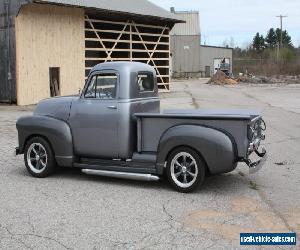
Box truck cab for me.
[68,62,160,159]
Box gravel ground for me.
[0,80,299,249]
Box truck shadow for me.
[53,168,252,194]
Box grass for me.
[249,181,259,190]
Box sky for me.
[149,0,300,48]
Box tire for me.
[166,147,205,193]
[24,137,56,178]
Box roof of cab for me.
[91,61,156,74]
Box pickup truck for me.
[16,62,267,192]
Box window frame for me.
[82,70,119,100]
[137,71,155,93]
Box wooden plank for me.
[85,16,109,56]
[85,38,169,45]
[105,21,129,62]
[85,28,169,38]
[85,18,170,30]
[85,48,169,53]
[85,58,169,61]
[129,24,132,61]
[131,22,165,84]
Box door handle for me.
[107,105,117,110]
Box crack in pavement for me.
[0,223,72,250]
[183,83,200,109]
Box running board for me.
[82,169,160,182]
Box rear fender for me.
[16,115,73,167]
[156,125,236,175]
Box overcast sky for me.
[149,0,300,48]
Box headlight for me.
[248,118,266,141]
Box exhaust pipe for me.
[82,169,160,182]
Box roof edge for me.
[32,0,185,23]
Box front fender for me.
[156,125,237,174]
[16,115,73,167]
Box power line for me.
[276,15,288,48]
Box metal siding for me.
[35,0,183,22]
[171,35,201,77]
[200,46,233,76]
[170,12,200,36]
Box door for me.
[69,71,119,158]
[205,66,211,77]
[49,67,60,97]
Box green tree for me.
[275,28,293,48]
[252,32,265,51]
[265,28,277,48]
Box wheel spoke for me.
[40,160,46,167]
[182,155,187,165]
[36,160,41,170]
[183,173,188,183]
[175,171,182,178]
[30,157,36,162]
[175,161,183,168]
[188,161,195,167]
[40,153,46,159]
[187,171,195,177]
[32,147,38,156]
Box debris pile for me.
[209,71,300,85]
[209,70,238,85]
[239,75,300,84]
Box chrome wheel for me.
[170,152,198,188]
[26,143,48,174]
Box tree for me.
[265,28,277,48]
[275,28,293,48]
[252,32,265,51]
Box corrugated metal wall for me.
[170,35,201,77]
[200,45,233,76]
[169,11,200,36]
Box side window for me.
[85,75,96,98]
[137,73,154,92]
[84,73,117,99]
[96,74,117,99]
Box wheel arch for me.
[16,115,74,167]
[164,145,210,175]
[156,124,237,175]
[24,134,54,153]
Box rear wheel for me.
[166,147,205,193]
[24,137,56,178]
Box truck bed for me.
[135,109,261,158]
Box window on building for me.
[49,67,60,97]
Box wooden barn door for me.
[84,15,171,91]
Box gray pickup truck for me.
[16,62,267,192]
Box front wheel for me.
[166,147,205,193]
[24,137,56,178]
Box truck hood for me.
[34,95,79,121]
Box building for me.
[0,0,183,105]
[170,9,233,78]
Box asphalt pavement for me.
[0,80,299,249]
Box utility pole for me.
[276,15,287,48]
